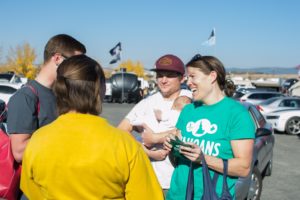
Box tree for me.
[115,59,145,78]
[5,43,38,79]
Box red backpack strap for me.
[25,84,40,115]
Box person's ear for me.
[52,53,63,66]
[209,71,217,84]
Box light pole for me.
[121,68,125,103]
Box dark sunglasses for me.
[189,54,202,63]
[156,71,180,78]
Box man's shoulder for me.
[10,86,34,102]
[8,82,40,110]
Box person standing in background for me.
[118,54,192,197]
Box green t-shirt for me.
[167,97,255,200]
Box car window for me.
[12,76,22,84]
[248,93,263,99]
[279,99,300,108]
[248,111,258,130]
[0,86,17,94]
[295,100,300,107]
[249,105,266,128]
[263,93,278,99]
[248,93,282,100]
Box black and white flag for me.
[109,42,122,64]
[202,28,216,46]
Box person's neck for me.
[35,64,56,88]
[203,90,225,105]
[162,89,181,101]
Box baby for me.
[155,95,192,130]
[131,95,191,146]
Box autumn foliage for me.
[115,60,145,78]
[0,43,39,79]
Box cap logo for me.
[158,57,172,66]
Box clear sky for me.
[0,0,299,70]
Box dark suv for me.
[110,72,142,103]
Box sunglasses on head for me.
[187,54,214,71]
[156,71,180,78]
[189,54,202,63]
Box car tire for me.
[246,167,262,200]
[285,117,300,135]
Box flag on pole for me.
[202,28,216,46]
[109,42,122,64]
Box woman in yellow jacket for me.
[20,54,164,200]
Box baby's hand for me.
[150,149,169,161]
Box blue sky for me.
[0,0,299,70]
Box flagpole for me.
[213,27,216,57]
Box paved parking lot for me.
[260,132,300,200]
[101,103,300,200]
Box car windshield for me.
[0,74,13,82]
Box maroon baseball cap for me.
[151,54,185,75]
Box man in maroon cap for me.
[118,54,192,196]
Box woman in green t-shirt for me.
[164,55,255,199]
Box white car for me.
[256,96,300,115]
[0,72,27,84]
[0,83,22,104]
[233,89,285,105]
[265,109,300,135]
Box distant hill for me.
[104,66,298,76]
[227,67,298,75]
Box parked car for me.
[236,102,275,200]
[0,72,26,84]
[233,88,276,100]
[288,81,300,97]
[256,96,300,115]
[234,91,284,105]
[110,72,142,103]
[265,109,300,135]
[0,83,22,104]
[281,78,298,94]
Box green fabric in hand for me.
[170,136,191,160]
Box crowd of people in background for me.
[2,33,257,200]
